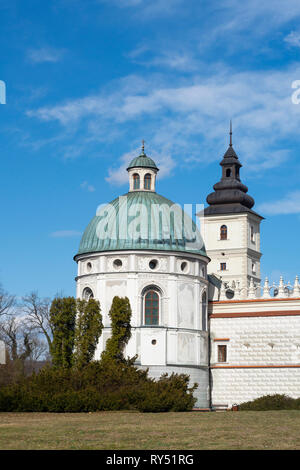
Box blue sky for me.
[1,0,300,299]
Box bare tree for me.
[22,292,53,356]
[0,315,48,360]
[0,316,32,361]
[0,284,15,318]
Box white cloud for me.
[26,61,300,183]
[80,181,96,192]
[128,46,198,71]
[50,230,82,237]
[284,31,300,48]
[257,190,300,215]
[27,47,65,64]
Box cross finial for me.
[229,120,232,147]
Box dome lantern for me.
[127,141,159,193]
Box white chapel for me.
[74,132,300,409]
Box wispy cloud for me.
[50,230,82,238]
[128,46,198,71]
[80,181,96,192]
[27,65,300,173]
[98,0,183,17]
[284,31,300,48]
[257,191,300,215]
[27,47,65,64]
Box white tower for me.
[199,124,263,297]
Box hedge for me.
[0,360,197,413]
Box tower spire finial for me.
[229,120,232,147]
[141,139,145,155]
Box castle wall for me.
[210,308,300,407]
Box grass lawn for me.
[0,410,299,450]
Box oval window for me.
[86,262,92,272]
[181,261,188,273]
[149,259,158,270]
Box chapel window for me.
[144,173,151,190]
[144,290,159,325]
[133,173,140,190]
[82,287,94,300]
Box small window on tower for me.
[218,345,227,363]
[251,225,255,242]
[220,262,226,271]
[144,173,151,190]
[220,225,227,240]
[226,168,231,177]
[133,173,140,189]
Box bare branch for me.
[22,292,53,354]
[0,284,15,318]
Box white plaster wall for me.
[141,365,210,408]
[210,314,300,406]
[140,328,166,365]
[211,368,300,407]
[200,212,263,290]
[211,315,300,366]
[201,215,246,250]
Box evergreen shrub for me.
[0,361,197,412]
[239,394,300,411]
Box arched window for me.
[144,290,159,325]
[144,173,151,190]
[226,168,231,177]
[202,291,207,331]
[133,173,140,189]
[82,287,94,300]
[220,225,227,240]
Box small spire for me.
[229,120,232,147]
[141,139,145,155]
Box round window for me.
[86,262,92,272]
[151,339,157,345]
[149,259,158,270]
[113,259,122,269]
[225,289,234,300]
[180,261,188,273]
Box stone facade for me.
[209,299,300,407]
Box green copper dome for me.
[127,151,158,171]
[76,191,206,257]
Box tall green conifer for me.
[73,298,103,368]
[49,297,77,368]
[101,296,132,362]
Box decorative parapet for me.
[217,275,300,301]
